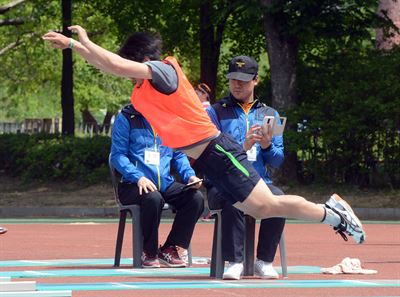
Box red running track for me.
[0,221,399,297]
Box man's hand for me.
[186,176,203,189]
[259,121,273,149]
[243,124,272,151]
[42,31,70,49]
[137,177,157,195]
[68,25,90,44]
[243,125,263,151]
[42,25,89,49]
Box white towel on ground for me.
[321,257,377,274]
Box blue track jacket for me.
[207,95,284,184]
[110,104,196,192]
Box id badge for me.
[144,149,160,166]
[246,146,257,162]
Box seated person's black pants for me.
[118,181,204,257]
[207,183,285,263]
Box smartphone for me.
[263,116,287,136]
[273,117,287,136]
[262,116,276,132]
[181,179,203,190]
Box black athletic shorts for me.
[196,133,261,204]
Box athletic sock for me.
[321,206,341,227]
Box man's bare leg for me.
[234,180,324,220]
[234,179,366,244]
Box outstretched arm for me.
[42,25,152,79]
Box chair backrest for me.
[108,154,124,208]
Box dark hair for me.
[118,32,162,62]
[197,83,211,96]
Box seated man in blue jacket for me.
[206,55,285,280]
[110,104,204,268]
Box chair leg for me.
[210,213,218,277]
[210,211,224,278]
[187,244,193,267]
[114,210,127,267]
[131,207,143,268]
[243,215,256,276]
[279,232,288,278]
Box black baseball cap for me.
[226,55,258,81]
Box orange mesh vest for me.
[130,56,218,148]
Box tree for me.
[0,0,26,16]
[61,0,74,135]
[91,0,266,102]
[197,1,248,102]
[259,0,299,181]
[0,0,26,26]
[258,0,391,182]
[0,1,130,130]
[0,0,62,121]
[0,0,29,55]
[376,0,400,49]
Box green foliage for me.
[91,0,268,96]
[71,2,132,115]
[0,0,130,122]
[0,0,62,120]
[0,134,111,183]
[263,0,386,42]
[289,46,400,188]
[2,0,399,189]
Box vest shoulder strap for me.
[120,104,143,130]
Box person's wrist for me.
[68,38,74,49]
[261,142,272,150]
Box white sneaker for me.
[223,262,243,280]
[326,194,366,244]
[325,194,339,209]
[254,259,279,279]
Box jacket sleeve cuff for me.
[125,172,145,184]
[261,143,272,152]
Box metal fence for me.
[0,118,61,134]
[76,122,112,137]
[0,119,111,137]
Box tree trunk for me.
[199,1,225,103]
[261,0,298,110]
[102,110,114,134]
[81,108,98,134]
[61,0,74,135]
[260,0,299,183]
[376,0,400,50]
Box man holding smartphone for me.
[206,55,285,280]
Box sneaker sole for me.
[158,258,186,268]
[333,194,366,244]
[254,271,279,279]
[222,274,242,280]
[142,265,161,268]
[254,265,279,279]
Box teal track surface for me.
[33,279,399,291]
[0,265,320,278]
[1,259,399,292]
